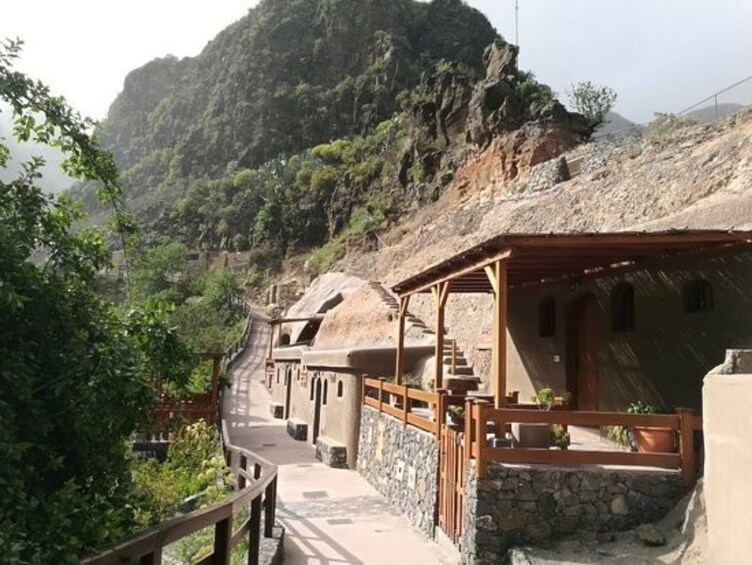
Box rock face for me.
[461,462,686,564]
[465,39,590,150]
[357,405,439,537]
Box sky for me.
[1,0,751,124]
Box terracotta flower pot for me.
[633,426,676,453]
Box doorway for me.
[312,378,322,445]
[284,368,292,419]
[566,293,599,411]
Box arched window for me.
[683,279,713,313]
[279,333,291,346]
[323,380,329,405]
[309,376,316,401]
[611,283,635,332]
[337,381,344,398]
[538,296,556,337]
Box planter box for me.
[512,422,550,448]
[634,426,676,453]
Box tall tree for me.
[0,38,153,561]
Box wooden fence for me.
[362,377,440,435]
[464,398,701,485]
[84,421,278,565]
[151,300,254,431]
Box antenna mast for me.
[514,0,519,46]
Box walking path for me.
[223,318,458,565]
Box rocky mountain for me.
[93,0,497,209]
[686,102,745,123]
[80,0,592,272]
[595,111,635,136]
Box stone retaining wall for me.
[462,461,686,564]
[357,405,439,537]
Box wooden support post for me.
[378,378,385,412]
[464,396,473,465]
[239,454,248,489]
[403,384,409,424]
[140,552,161,565]
[451,340,457,375]
[395,295,410,385]
[264,476,276,538]
[213,515,233,565]
[437,388,448,437]
[485,260,508,409]
[474,399,490,478]
[249,495,262,565]
[677,407,696,486]
[432,282,450,391]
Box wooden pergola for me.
[391,230,752,408]
[266,315,325,358]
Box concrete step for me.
[444,377,479,393]
[448,366,475,376]
[443,357,468,366]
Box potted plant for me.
[511,388,557,448]
[447,405,465,427]
[550,424,570,450]
[628,400,676,453]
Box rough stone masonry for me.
[357,405,439,537]
[461,461,686,564]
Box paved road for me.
[223,318,458,565]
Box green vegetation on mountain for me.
[86,0,497,219]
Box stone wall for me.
[357,405,439,537]
[461,461,686,564]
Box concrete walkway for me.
[223,319,459,565]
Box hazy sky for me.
[1,1,750,123]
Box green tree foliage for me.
[0,39,152,561]
[73,0,498,226]
[566,81,618,129]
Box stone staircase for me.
[368,281,480,394]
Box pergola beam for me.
[485,259,508,409]
[396,248,512,297]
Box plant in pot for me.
[628,400,676,453]
[447,405,465,427]
[512,388,557,448]
[550,424,570,450]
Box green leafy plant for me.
[550,424,570,449]
[648,112,700,139]
[566,81,617,129]
[448,405,465,421]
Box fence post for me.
[402,384,409,424]
[474,399,489,478]
[239,454,247,489]
[463,396,473,467]
[677,407,696,486]
[437,388,447,437]
[249,494,262,565]
[378,378,385,413]
[264,476,276,538]
[139,552,161,565]
[213,515,233,565]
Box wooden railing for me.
[85,421,277,564]
[151,300,254,430]
[463,398,701,485]
[362,377,440,435]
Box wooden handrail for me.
[87,300,276,564]
[362,376,440,436]
[466,402,700,486]
[84,420,278,564]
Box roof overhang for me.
[392,231,752,296]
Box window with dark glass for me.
[612,283,635,332]
[337,381,344,398]
[538,296,556,337]
[323,380,328,405]
[683,279,713,313]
